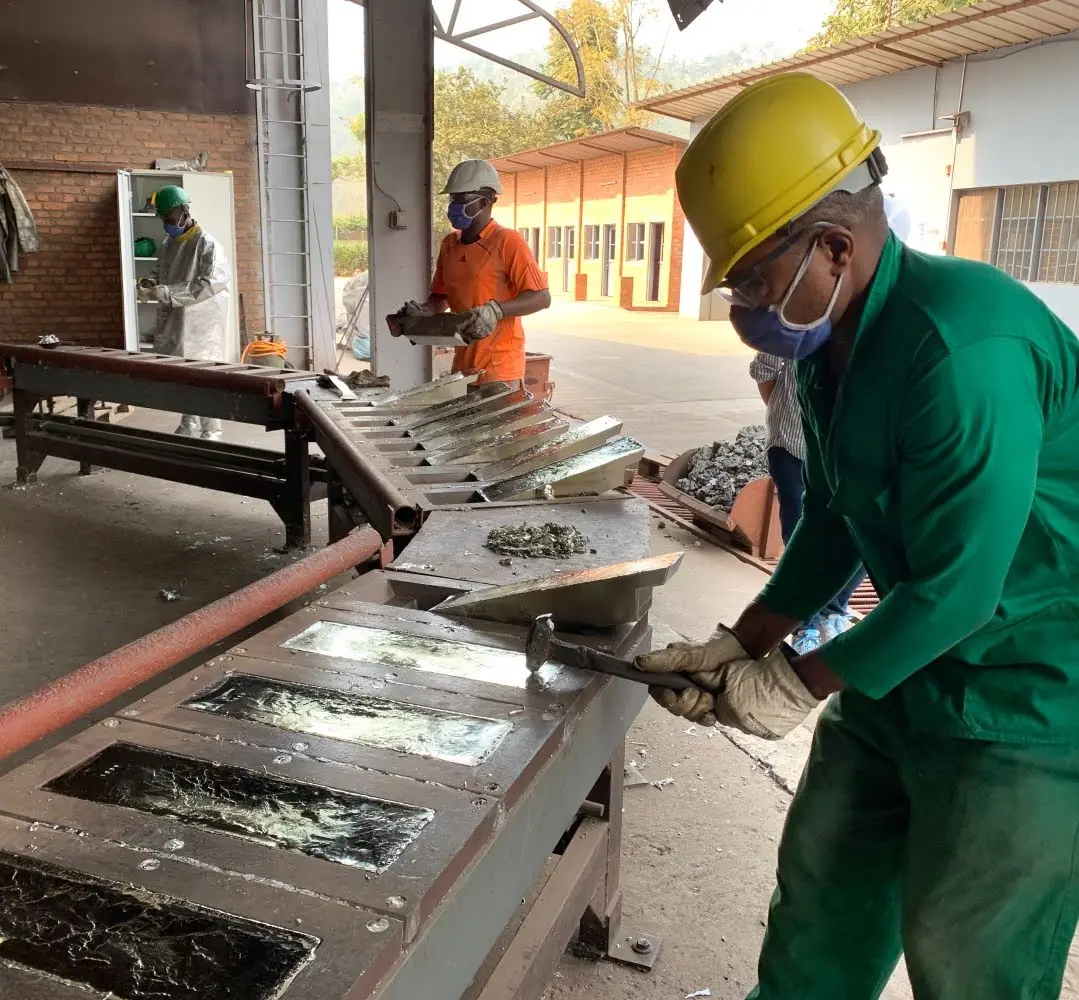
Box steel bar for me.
[295,393,422,537]
[0,527,384,762]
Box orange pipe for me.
[0,527,383,761]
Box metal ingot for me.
[0,849,318,999]
[184,674,513,766]
[479,436,645,502]
[431,551,684,628]
[46,743,434,873]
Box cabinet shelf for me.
[134,256,158,261]
[133,212,157,217]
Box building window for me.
[547,226,562,259]
[583,225,600,260]
[954,182,1079,285]
[531,227,540,260]
[1038,182,1079,284]
[996,185,1041,282]
[518,227,530,243]
[625,223,645,261]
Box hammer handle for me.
[552,642,696,691]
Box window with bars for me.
[583,225,600,260]
[1039,182,1079,283]
[625,223,645,261]
[547,226,562,259]
[953,182,1079,285]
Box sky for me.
[327,0,835,82]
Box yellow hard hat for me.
[676,72,882,293]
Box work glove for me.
[635,625,749,725]
[387,300,428,337]
[638,628,820,739]
[459,299,504,342]
[137,284,159,304]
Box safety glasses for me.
[718,221,836,309]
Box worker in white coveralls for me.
[138,184,230,441]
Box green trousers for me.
[748,692,1079,1000]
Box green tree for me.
[536,0,625,140]
[432,67,558,242]
[332,111,366,181]
[433,67,553,189]
[809,0,975,48]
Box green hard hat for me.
[154,185,190,217]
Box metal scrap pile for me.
[485,523,589,559]
[676,425,768,511]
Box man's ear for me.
[823,229,854,270]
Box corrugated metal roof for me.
[489,126,687,174]
[634,0,1079,122]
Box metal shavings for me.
[651,777,675,790]
[484,522,589,559]
[676,424,768,512]
[159,587,183,602]
[37,333,60,348]
[686,990,713,998]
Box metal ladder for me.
[251,0,319,366]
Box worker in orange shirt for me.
[388,159,551,386]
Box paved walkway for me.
[526,299,763,457]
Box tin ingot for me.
[1,718,501,946]
[0,814,403,1000]
[424,415,568,466]
[398,415,619,485]
[352,370,477,409]
[479,415,623,480]
[431,551,683,628]
[125,653,566,803]
[479,436,645,502]
[399,311,469,346]
[355,390,532,442]
[342,383,513,428]
[405,395,546,443]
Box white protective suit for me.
[152,222,231,439]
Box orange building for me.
[489,127,687,311]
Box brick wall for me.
[513,169,545,265]
[581,156,624,299]
[622,146,681,309]
[0,101,262,346]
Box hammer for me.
[525,614,695,690]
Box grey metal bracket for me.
[432,0,587,98]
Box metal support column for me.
[364,0,434,389]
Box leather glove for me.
[387,300,428,336]
[459,300,504,342]
[635,625,749,725]
[137,277,157,290]
[137,284,158,304]
[650,647,820,739]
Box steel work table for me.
[0,344,340,548]
[0,569,652,1000]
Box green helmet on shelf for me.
[154,185,190,217]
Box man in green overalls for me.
[639,70,1079,998]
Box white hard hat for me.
[442,159,502,195]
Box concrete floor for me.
[2,298,1076,997]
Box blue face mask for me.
[163,213,188,238]
[447,196,484,232]
[727,238,843,360]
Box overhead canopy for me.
[634,0,1079,121]
[489,126,687,174]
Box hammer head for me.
[525,614,556,673]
